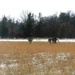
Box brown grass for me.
[0,42,75,75]
[0,42,75,55]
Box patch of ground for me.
[0,42,75,54]
[0,42,75,75]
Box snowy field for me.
[0,38,75,42]
[0,38,75,75]
[0,52,75,75]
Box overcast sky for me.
[0,0,75,20]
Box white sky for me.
[0,0,75,20]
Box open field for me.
[0,42,75,75]
[0,42,75,54]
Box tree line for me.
[0,11,75,38]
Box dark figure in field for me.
[28,37,33,43]
[52,37,57,43]
[48,38,52,43]
[48,37,58,43]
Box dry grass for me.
[0,42,75,54]
[0,42,75,75]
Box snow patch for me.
[0,38,75,42]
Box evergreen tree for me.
[0,16,8,38]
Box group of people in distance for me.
[48,37,59,43]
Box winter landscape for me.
[0,39,75,75]
[0,0,75,74]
